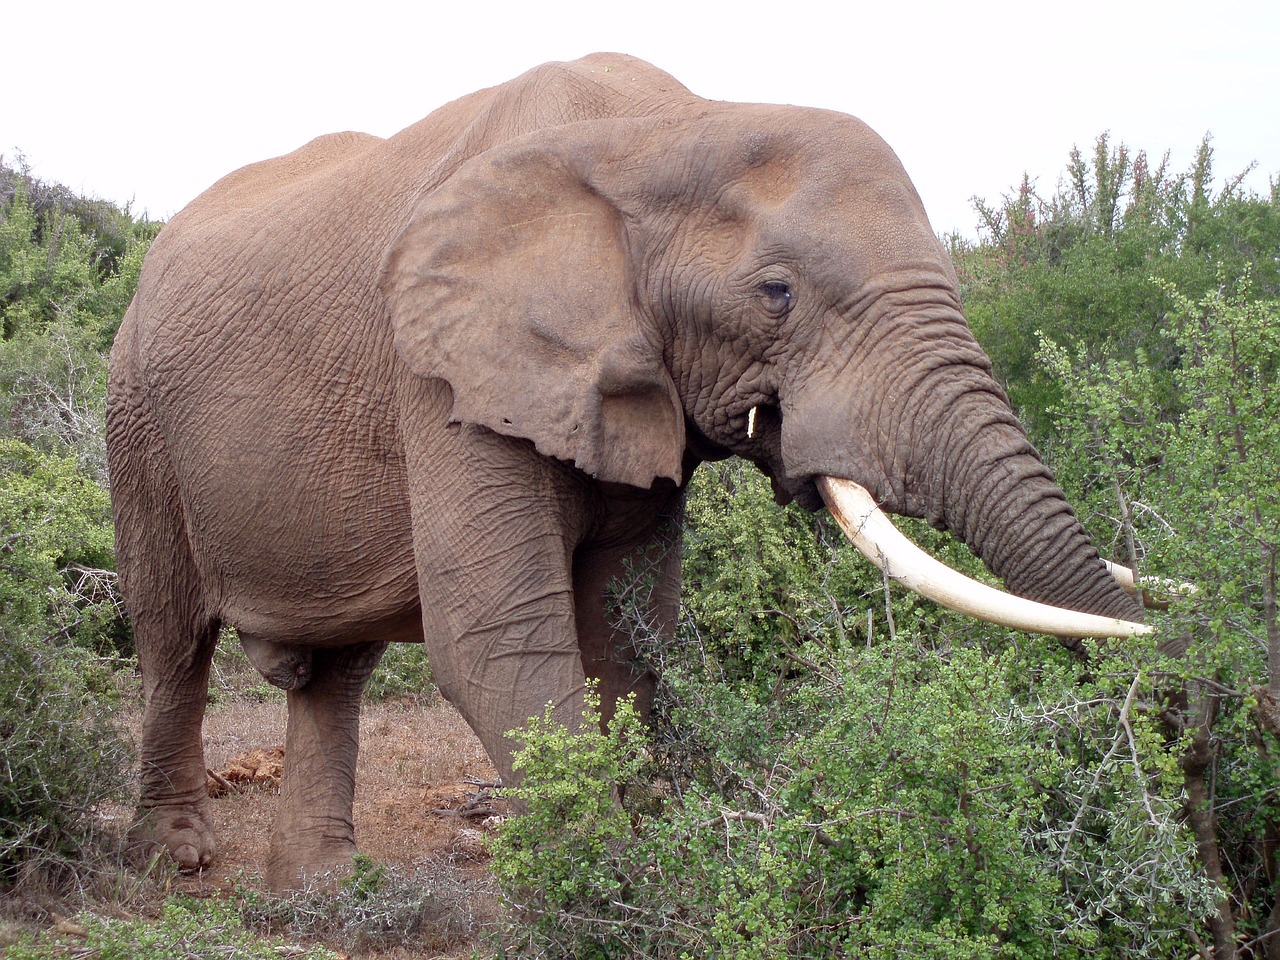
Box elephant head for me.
[382,104,1147,637]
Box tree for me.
[952,134,1280,442]
[1042,274,1280,958]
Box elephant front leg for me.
[419,553,591,788]
[402,432,597,787]
[265,641,386,889]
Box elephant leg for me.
[109,391,221,873]
[416,526,589,785]
[572,520,683,727]
[130,614,220,872]
[265,640,387,889]
[403,413,594,786]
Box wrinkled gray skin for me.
[107,53,1142,888]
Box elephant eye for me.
[758,280,793,318]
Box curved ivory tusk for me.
[817,476,1152,638]
[747,406,758,439]
[1102,559,1197,612]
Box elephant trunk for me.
[780,299,1145,633]
[917,385,1143,624]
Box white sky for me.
[5,0,1278,239]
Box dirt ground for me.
[175,692,506,957]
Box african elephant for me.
[107,52,1147,888]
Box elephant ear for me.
[380,130,685,489]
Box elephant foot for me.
[128,802,217,872]
[265,824,355,890]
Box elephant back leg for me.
[266,641,387,889]
[572,494,685,727]
[107,377,220,872]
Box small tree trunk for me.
[1264,544,1280,700]
[1182,692,1237,959]
[1265,818,1280,960]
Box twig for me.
[1116,673,1161,826]
[696,809,774,832]
[206,769,238,796]
[1057,675,1145,868]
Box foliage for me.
[490,691,644,954]
[0,439,117,652]
[492,619,1215,958]
[0,440,128,883]
[1039,272,1280,956]
[0,321,111,483]
[0,156,155,345]
[0,632,132,884]
[680,459,986,687]
[0,158,145,661]
[365,642,437,702]
[681,460,868,682]
[953,134,1280,441]
[0,157,151,481]
[0,164,147,889]
[2,896,339,959]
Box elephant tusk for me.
[747,406,757,439]
[1101,559,1197,612]
[817,476,1152,638]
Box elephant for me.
[106,52,1148,888]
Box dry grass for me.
[186,691,504,957]
[4,644,505,958]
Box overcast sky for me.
[6,0,1278,238]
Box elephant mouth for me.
[817,476,1153,638]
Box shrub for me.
[3,896,339,959]
[1039,272,1280,954]
[239,854,483,954]
[0,439,119,654]
[0,634,131,884]
[0,439,130,884]
[365,642,436,702]
[491,585,1214,957]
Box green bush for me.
[0,322,111,483]
[4,897,339,959]
[0,439,130,883]
[1,159,155,346]
[1039,272,1280,954]
[365,642,436,702]
[491,622,1213,958]
[0,439,120,654]
[489,693,643,959]
[0,635,131,883]
[955,134,1280,443]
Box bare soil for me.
[175,692,505,957]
